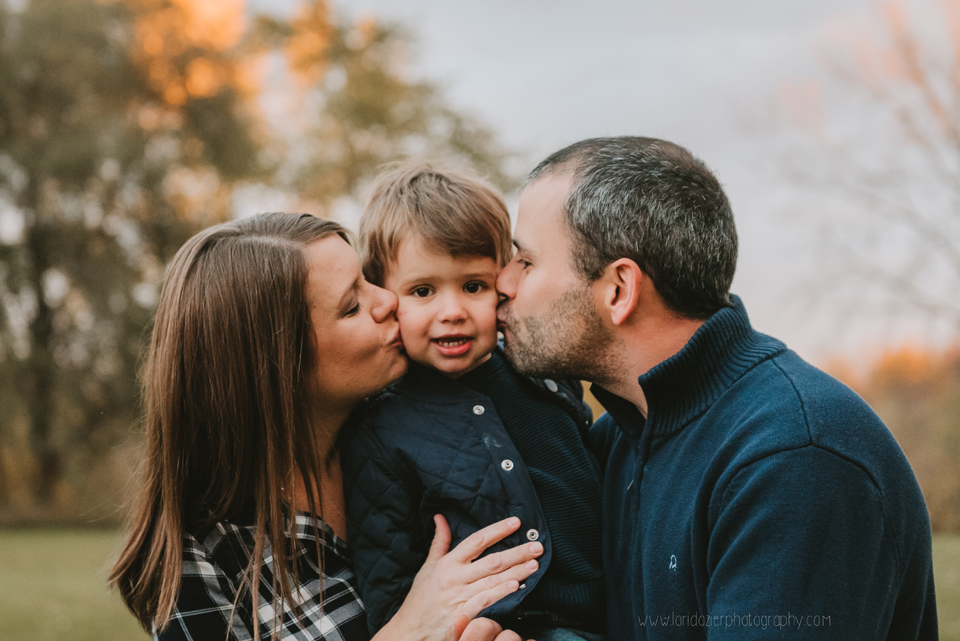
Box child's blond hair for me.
[359,160,512,286]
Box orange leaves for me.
[134,0,245,55]
[285,0,335,85]
[174,0,246,52]
[131,0,249,105]
[835,344,959,393]
[185,58,221,98]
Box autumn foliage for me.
[0,0,510,523]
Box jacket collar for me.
[391,358,479,402]
[592,296,786,439]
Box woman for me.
[109,213,542,641]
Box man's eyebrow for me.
[513,239,533,257]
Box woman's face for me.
[305,235,407,413]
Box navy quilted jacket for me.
[339,350,593,635]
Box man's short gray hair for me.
[526,136,737,320]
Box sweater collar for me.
[592,296,786,439]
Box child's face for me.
[383,236,500,378]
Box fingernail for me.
[508,517,520,526]
[526,560,539,570]
[529,542,543,554]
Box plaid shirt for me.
[157,513,370,641]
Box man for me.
[496,136,937,640]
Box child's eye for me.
[464,282,486,294]
[518,258,532,270]
[343,302,360,317]
[412,287,432,298]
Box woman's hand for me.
[373,515,542,641]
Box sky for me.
[250,0,951,363]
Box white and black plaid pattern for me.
[157,513,370,641]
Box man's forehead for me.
[517,172,574,245]
[521,170,574,204]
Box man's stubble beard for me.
[501,285,620,386]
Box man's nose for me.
[497,260,518,300]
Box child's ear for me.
[599,258,643,326]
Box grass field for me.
[0,530,958,639]
[936,535,960,640]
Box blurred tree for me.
[0,0,512,520]
[775,0,960,340]
[0,0,261,512]
[254,1,514,215]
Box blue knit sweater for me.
[589,297,937,640]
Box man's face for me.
[496,172,612,381]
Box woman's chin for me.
[378,354,408,390]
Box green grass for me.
[936,535,960,641]
[0,530,957,639]
[0,529,146,641]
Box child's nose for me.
[437,294,468,321]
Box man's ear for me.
[600,258,643,326]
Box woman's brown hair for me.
[109,213,347,637]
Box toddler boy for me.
[340,161,605,640]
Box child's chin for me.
[434,356,484,378]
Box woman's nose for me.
[370,285,399,323]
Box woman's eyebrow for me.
[336,276,361,310]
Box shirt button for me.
[544,379,559,392]
[526,528,539,541]
[473,405,485,415]
[501,459,514,471]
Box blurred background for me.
[0,0,958,638]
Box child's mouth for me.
[433,336,473,356]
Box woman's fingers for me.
[469,557,540,600]
[461,540,543,585]
[427,514,453,562]
[446,516,522,563]
[459,578,522,620]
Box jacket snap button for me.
[473,405,484,415]
[526,528,539,541]
[501,459,514,471]
[544,379,559,392]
